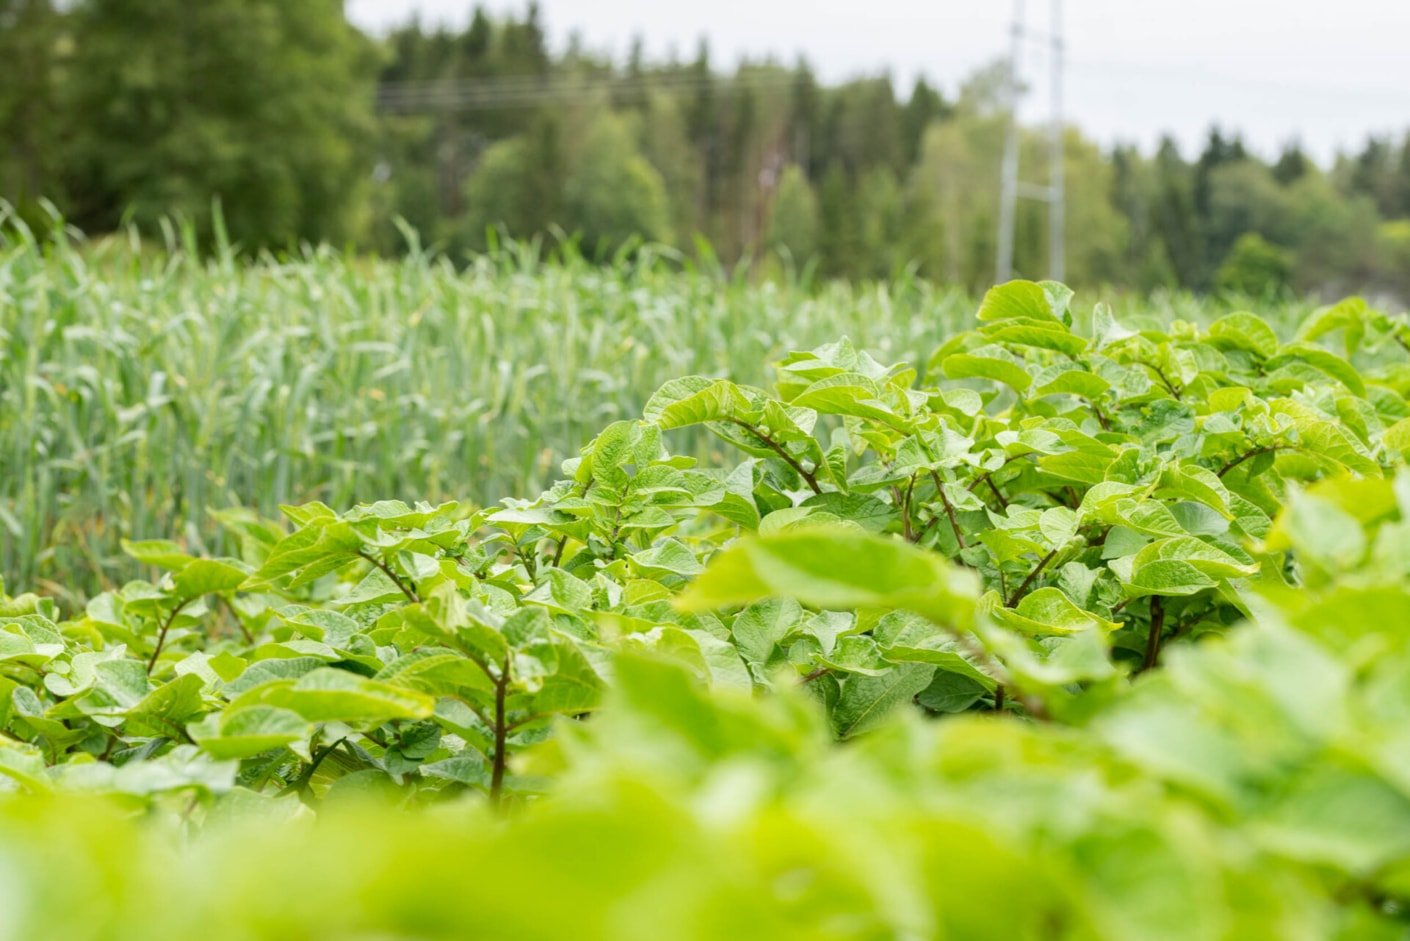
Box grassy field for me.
[0,222,1312,599]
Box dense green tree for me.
[1201,159,1290,280]
[1150,138,1204,287]
[763,165,819,263]
[63,0,376,247]
[1283,173,1379,293]
[461,111,567,247]
[1215,232,1291,296]
[1272,141,1310,185]
[1376,220,1410,296]
[1057,131,1127,286]
[817,165,865,279]
[901,79,950,167]
[1346,136,1401,217]
[824,77,903,175]
[1110,145,1175,290]
[4,0,1410,297]
[0,0,63,222]
[637,93,703,245]
[910,113,998,289]
[856,167,907,278]
[1396,136,1410,217]
[561,113,670,252]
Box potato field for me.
[3,226,1409,939]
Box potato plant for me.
[2,282,1410,937]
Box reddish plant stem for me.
[1139,596,1166,674]
[725,418,822,494]
[490,655,510,807]
[1007,549,1057,607]
[929,471,968,549]
[1217,446,1279,477]
[146,597,193,674]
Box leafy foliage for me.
[3,282,1410,935]
[0,221,977,598]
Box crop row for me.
[0,221,1307,599]
[2,281,1409,937]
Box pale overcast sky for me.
[347,0,1410,162]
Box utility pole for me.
[996,0,1066,284]
[1048,0,1065,282]
[995,0,1025,285]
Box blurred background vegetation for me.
[3,0,1410,300]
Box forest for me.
[3,0,1410,297]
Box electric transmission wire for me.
[376,70,806,113]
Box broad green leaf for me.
[172,558,249,598]
[986,588,1121,635]
[244,668,435,724]
[190,706,310,760]
[678,529,978,628]
[1131,537,1260,581]
[941,352,1032,392]
[629,539,705,579]
[831,663,935,739]
[121,539,195,570]
[976,279,1066,325]
[643,377,751,429]
[1207,312,1280,359]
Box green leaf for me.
[986,588,1121,635]
[172,558,249,598]
[190,706,310,760]
[420,753,489,787]
[242,668,435,724]
[941,352,1032,392]
[643,377,751,429]
[629,539,705,579]
[1206,312,1280,359]
[729,598,804,667]
[121,539,195,570]
[831,663,935,738]
[916,670,988,713]
[0,735,50,793]
[1132,536,1260,581]
[126,673,207,738]
[976,279,1067,325]
[789,373,908,429]
[678,529,978,629]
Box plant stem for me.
[490,655,510,807]
[799,666,829,684]
[726,418,822,494]
[1007,549,1057,607]
[146,596,193,674]
[282,733,347,797]
[1139,596,1166,674]
[1217,445,1279,477]
[215,593,253,644]
[896,474,919,542]
[929,471,967,549]
[994,685,1006,711]
[357,549,419,603]
[1149,364,1181,398]
[1090,400,1113,431]
[605,502,625,560]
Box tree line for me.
[3,0,1409,297]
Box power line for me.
[376,70,805,113]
